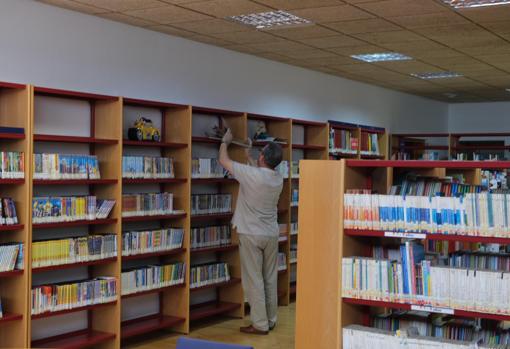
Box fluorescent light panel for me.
[441,0,510,8]
[351,52,412,62]
[228,10,312,29]
[411,71,463,79]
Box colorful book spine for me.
[191,158,226,178]
[290,222,298,235]
[291,189,299,206]
[190,225,231,249]
[278,252,287,271]
[33,153,100,180]
[0,197,19,225]
[122,156,174,179]
[330,128,358,155]
[121,192,174,217]
[359,132,380,155]
[121,262,185,295]
[190,262,230,288]
[191,194,232,216]
[32,196,115,223]
[32,235,117,268]
[1,151,24,179]
[0,243,23,271]
[31,277,117,315]
[122,228,184,256]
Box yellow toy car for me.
[128,117,161,142]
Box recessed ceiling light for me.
[350,52,412,62]
[227,10,312,29]
[411,71,463,79]
[441,0,510,8]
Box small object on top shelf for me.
[204,121,251,148]
[252,121,287,144]
[128,117,161,142]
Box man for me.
[218,128,283,335]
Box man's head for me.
[258,142,283,169]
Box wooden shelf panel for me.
[292,144,326,150]
[0,178,24,184]
[33,179,117,185]
[122,248,185,260]
[190,277,241,292]
[192,136,221,144]
[33,134,118,144]
[121,315,185,340]
[123,97,186,109]
[451,132,510,137]
[191,244,238,254]
[292,119,326,127]
[33,218,117,229]
[191,213,233,221]
[189,301,241,321]
[0,312,23,324]
[31,300,117,319]
[247,113,289,122]
[0,133,24,140]
[121,283,185,299]
[0,269,23,278]
[346,159,510,169]
[191,178,235,184]
[0,224,24,232]
[452,145,510,150]
[31,329,116,349]
[122,178,186,184]
[122,213,186,222]
[34,86,117,101]
[122,139,187,148]
[32,257,117,273]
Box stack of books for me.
[122,192,174,217]
[33,153,100,180]
[191,194,232,215]
[32,196,115,223]
[0,243,23,271]
[190,262,230,288]
[1,151,24,179]
[0,198,18,225]
[191,225,231,249]
[122,156,174,179]
[191,158,226,178]
[121,262,186,295]
[122,228,184,256]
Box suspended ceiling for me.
[38,0,510,103]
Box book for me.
[122,228,184,256]
[33,153,100,180]
[0,242,23,271]
[0,126,24,134]
[291,189,299,206]
[122,156,174,179]
[291,222,298,235]
[360,131,380,156]
[191,225,231,250]
[190,262,230,288]
[191,158,226,178]
[121,262,185,295]
[0,197,18,225]
[278,252,287,271]
[32,196,115,223]
[329,128,358,155]
[1,152,24,179]
[121,192,174,217]
[291,161,299,178]
[191,194,232,216]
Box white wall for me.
[448,102,510,133]
[0,0,448,133]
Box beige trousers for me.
[238,233,278,332]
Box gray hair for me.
[262,142,283,169]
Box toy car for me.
[128,117,161,142]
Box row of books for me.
[122,192,173,217]
[122,228,184,256]
[1,151,24,178]
[329,128,358,155]
[0,197,18,225]
[191,194,232,216]
[190,262,230,289]
[481,170,508,190]
[448,251,510,272]
[190,225,231,250]
[0,243,23,271]
[122,156,174,179]
[33,153,100,180]
[360,132,380,155]
[344,192,510,237]
[32,235,117,268]
[32,196,115,223]
[31,277,117,315]
[276,160,289,178]
[392,152,441,161]
[389,178,483,197]
[121,262,185,295]
[191,158,226,178]
[291,222,298,235]
[278,252,287,271]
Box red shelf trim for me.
[392,145,449,150]
[122,178,186,184]
[192,106,243,116]
[189,301,241,321]
[123,97,187,109]
[253,141,289,148]
[122,213,186,222]
[33,218,117,229]
[31,329,116,349]
[0,81,25,89]
[191,244,238,254]
[392,133,450,137]
[451,132,510,137]
[0,269,23,278]
[190,277,241,292]
[33,179,117,185]
[122,139,188,148]
[191,178,236,184]
[32,257,117,273]
[122,248,185,260]
[121,314,185,339]
[0,313,23,323]
[31,300,117,319]
[342,297,510,322]
[247,113,290,122]
[0,133,25,140]
[290,282,296,296]
[34,86,117,101]
[292,144,326,150]
[191,213,233,220]
[346,160,510,169]
[0,224,23,231]
[34,134,118,144]
[121,282,185,299]
[292,119,327,127]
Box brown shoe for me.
[240,325,269,335]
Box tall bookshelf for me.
[329,121,388,160]
[296,159,510,349]
[0,82,31,348]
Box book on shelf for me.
[121,262,185,295]
[329,128,358,155]
[191,194,232,216]
[291,189,299,206]
[278,252,287,271]
[191,225,231,250]
[1,151,24,179]
[191,158,227,179]
[0,298,2,318]
[360,132,380,155]
[389,176,483,196]
[0,197,18,225]
[122,228,184,256]
[32,235,117,268]
[190,262,230,288]
[276,160,289,179]
[32,196,115,223]
[0,242,23,271]
[121,192,174,217]
[0,126,24,135]
[481,170,508,190]
[33,153,100,180]
[291,161,299,179]
[122,156,174,179]
[290,222,298,235]
[31,277,117,315]
[290,249,297,263]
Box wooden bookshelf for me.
[329,121,388,160]
[296,159,510,349]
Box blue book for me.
[0,126,24,134]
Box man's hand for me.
[222,128,233,145]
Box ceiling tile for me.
[390,11,468,29]
[279,49,337,60]
[356,0,448,18]
[374,61,444,74]
[98,12,158,27]
[415,23,503,48]
[170,19,251,34]
[354,30,427,45]
[244,40,313,52]
[378,40,449,54]
[269,25,338,40]
[124,4,212,24]
[324,18,400,34]
[481,21,510,35]
[473,75,510,88]
[148,25,197,37]
[406,49,464,60]
[328,44,385,56]
[208,30,281,44]
[38,0,109,14]
[250,0,345,10]
[178,0,272,18]
[457,5,510,23]
[457,41,510,56]
[74,0,166,11]
[289,5,374,23]
[297,55,360,66]
[187,34,235,46]
[297,35,365,49]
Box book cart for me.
[296,159,510,349]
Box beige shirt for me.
[231,162,283,237]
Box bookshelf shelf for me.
[122,139,187,148]
[346,159,510,169]
[189,301,241,321]
[122,178,186,184]
[122,248,186,260]
[0,223,24,231]
[292,144,326,150]
[121,283,186,299]
[32,218,117,229]
[191,178,235,184]
[391,145,449,150]
[121,315,185,340]
[122,213,186,222]
[252,141,288,147]
[0,178,24,184]
[190,244,238,254]
[0,269,23,278]
[33,134,118,144]
[191,136,221,144]
[0,313,23,324]
[31,301,117,319]
[33,179,117,185]
[31,329,116,349]
[190,277,241,292]
[190,213,233,221]
[0,133,25,140]
[32,257,118,272]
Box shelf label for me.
[385,232,426,239]
[411,305,454,315]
